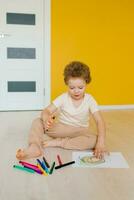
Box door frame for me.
[43,0,51,107]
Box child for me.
[16,61,107,160]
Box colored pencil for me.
[23,165,43,174]
[49,162,55,174]
[57,155,62,165]
[55,161,75,169]
[37,159,48,173]
[37,164,48,176]
[20,162,40,171]
[13,165,35,173]
[41,161,49,173]
[19,161,38,168]
[43,156,50,168]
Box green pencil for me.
[13,165,35,173]
[49,162,55,174]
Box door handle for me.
[0,33,11,38]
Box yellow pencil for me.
[37,164,48,176]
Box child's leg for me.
[43,123,97,150]
[16,118,46,160]
[43,135,97,150]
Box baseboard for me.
[99,105,134,110]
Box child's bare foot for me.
[16,149,27,160]
[16,143,42,160]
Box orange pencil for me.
[37,164,48,176]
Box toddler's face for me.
[67,77,86,100]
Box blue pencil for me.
[41,161,49,173]
[43,156,50,168]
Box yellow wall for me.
[51,0,134,105]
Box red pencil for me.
[19,161,38,169]
[57,155,62,165]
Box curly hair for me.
[64,61,91,84]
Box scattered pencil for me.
[55,161,75,169]
[49,162,55,174]
[43,156,50,168]
[23,165,43,174]
[37,164,48,176]
[41,161,49,173]
[13,165,35,173]
[57,155,62,165]
[19,161,38,168]
[20,161,40,171]
[14,156,74,176]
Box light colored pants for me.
[28,118,97,150]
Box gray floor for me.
[0,110,134,200]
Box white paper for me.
[72,151,129,168]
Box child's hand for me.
[44,116,55,131]
[93,140,109,159]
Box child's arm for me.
[41,104,57,130]
[92,111,108,159]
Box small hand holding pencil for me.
[45,115,56,132]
